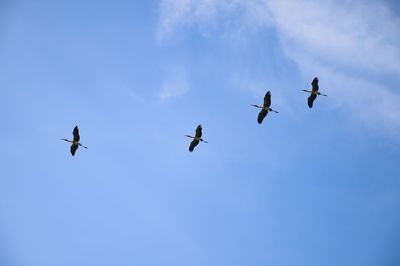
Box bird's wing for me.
[195,125,202,138]
[73,126,80,142]
[189,139,199,152]
[70,144,78,156]
[311,77,319,92]
[308,94,317,108]
[257,109,268,124]
[263,91,271,108]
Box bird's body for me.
[251,91,278,124]
[61,126,88,156]
[185,125,208,152]
[302,77,327,108]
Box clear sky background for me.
[1,0,400,265]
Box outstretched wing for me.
[73,126,80,142]
[308,94,317,108]
[189,139,199,152]
[257,109,268,124]
[263,91,271,108]
[311,77,319,92]
[70,144,78,156]
[195,125,202,138]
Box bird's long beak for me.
[251,104,261,108]
[184,135,194,138]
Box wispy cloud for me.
[157,0,273,42]
[158,66,189,103]
[157,0,400,135]
[269,0,400,74]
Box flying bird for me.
[61,126,88,156]
[185,125,208,152]
[251,91,279,124]
[301,77,327,108]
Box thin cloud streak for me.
[157,0,273,42]
[157,0,400,136]
[158,66,189,103]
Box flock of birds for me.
[61,77,327,155]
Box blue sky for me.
[1,0,400,265]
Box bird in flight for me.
[61,126,88,156]
[185,125,208,152]
[302,77,327,108]
[251,91,279,124]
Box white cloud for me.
[158,66,189,103]
[157,0,273,42]
[268,0,400,74]
[157,0,400,135]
